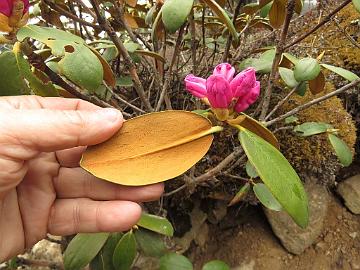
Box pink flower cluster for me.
[0,0,29,17]
[185,63,260,115]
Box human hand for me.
[0,96,164,262]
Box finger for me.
[48,199,141,235]
[55,146,87,168]
[54,167,164,202]
[0,107,123,156]
[0,96,99,111]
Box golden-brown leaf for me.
[89,47,116,87]
[125,0,137,7]
[269,0,286,29]
[294,0,303,14]
[309,71,325,95]
[124,13,139,29]
[228,114,279,149]
[81,111,216,186]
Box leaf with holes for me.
[294,122,333,137]
[253,183,282,211]
[137,213,174,236]
[64,233,109,270]
[162,0,194,33]
[81,111,221,186]
[112,231,137,270]
[321,64,359,82]
[294,58,321,82]
[238,129,309,228]
[328,134,353,167]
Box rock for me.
[337,174,360,214]
[264,182,329,255]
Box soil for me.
[188,194,360,270]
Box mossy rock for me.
[275,83,357,186]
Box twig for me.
[265,79,360,127]
[189,9,197,73]
[43,0,100,30]
[283,0,351,50]
[105,85,145,114]
[259,0,296,120]
[72,0,97,20]
[264,85,298,121]
[89,0,154,112]
[155,25,185,111]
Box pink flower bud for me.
[0,0,29,17]
[206,75,233,109]
[234,81,260,113]
[213,63,235,82]
[184,74,207,98]
[230,67,257,98]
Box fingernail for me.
[99,108,122,123]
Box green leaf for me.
[328,134,353,167]
[134,229,167,257]
[246,49,275,73]
[296,81,307,96]
[294,58,321,82]
[228,183,251,206]
[162,0,194,33]
[321,64,359,82]
[13,44,59,97]
[294,122,333,137]
[90,233,123,270]
[285,116,298,124]
[0,51,29,96]
[282,53,299,65]
[352,0,360,12]
[238,129,309,228]
[112,231,137,270]
[246,160,258,178]
[124,41,140,53]
[137,213,174,237]
[202,260,230,270]
[64,233,109,270]
[260,1,273,18]
[116,76,133,87]
[279,67,298,88]
[253,183,282,211]
[58,43,103,92]
[159,253,193,270]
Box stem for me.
[265,79,360,127]
[259,0,296,120]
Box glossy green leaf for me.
[352,0,360,12]
[328,134,353,167]
[246,160,258,178]
[279,67,298,88]
[134,229,167,257]
[202,260,230,270]
[321,64,359,82]
[58,43,103,92]
[90,233,123,270]
[0,51,29,96]
[159,253,193,270]
[137,213,174,237]
[162,0,194,33]
[64,233,109,270]
[112,231,137,270]
[253,183,282,211]
[294,122,333,137]
[294,58,321,82]
[238,129,309,228]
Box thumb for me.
[0,108,123,155]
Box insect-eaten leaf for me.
[64,233,109,270]
[137,213,174,237]
[253,183,282,211]
[112,231,137,270]
[238,129,309,228]
[328,133,353,167]
[294,122,333,137]
[81,111,221,186]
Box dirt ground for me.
[188,195,360,270]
